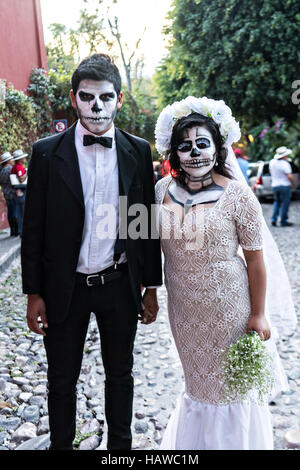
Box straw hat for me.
[0,151,13,165]
[12,149,28,161]
[274,146,292,160]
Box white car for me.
[248,160,300,200]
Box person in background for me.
[269,146,294,227]
[0,152,18,236]
[234,148,249,184]
[154,162,163,183]
[11,149,28,236]
[162,159,171,176]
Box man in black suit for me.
[21,54,162,450]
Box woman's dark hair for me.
[168,112,232,186]
[71,53,122,96]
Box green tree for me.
[155,0,300,127]
[46,23,77,72]
[77,7,107,54]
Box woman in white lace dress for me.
[154,98,294,450]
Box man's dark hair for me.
[71,54,122,96]
[168,112,232,186]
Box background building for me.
[0,0,47,91]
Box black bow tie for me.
[83,134,113,148]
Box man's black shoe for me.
[271,221,277,227]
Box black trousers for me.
[43,270,138,450]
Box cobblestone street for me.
[0,200,299,451]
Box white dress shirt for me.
[75,121,126,274]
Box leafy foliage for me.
[48,68,77,122]
[155,0,300,127]
[0,87,38,155]
[27,68,52,137]
[115,85,158,143]
[28,68,77,136]
[247,118,289,161]
[0,68,76,156]
[247,115,300,164]
[77,8,107,55]
[46,23,78,72]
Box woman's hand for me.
[247,314,271,341]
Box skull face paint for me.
[177,126,217,179]
[75,80,119,134]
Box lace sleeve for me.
[155,176,172,205]
[233,183,264,251]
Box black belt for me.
[76,262,128,287]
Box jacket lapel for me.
[115,128,137,197]
[54,123,85,209]
[53,125,137,208]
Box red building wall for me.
[0,0,47,92]
[0,0,47,229]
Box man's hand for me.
[27,294,48,336]
[140,288,159,325]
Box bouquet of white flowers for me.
[221,331,275,403]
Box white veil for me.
[226,146,297,339]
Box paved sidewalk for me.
[0,229,21,276]
[0,201,299,450]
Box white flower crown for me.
[155,96,241,157]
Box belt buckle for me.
[86,273,106,286]
[86,274,99,287]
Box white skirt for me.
[160,392,274,450]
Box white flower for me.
[210,100,232,124]
[184,96,207,115]
[171,100,192,119]
[184,95,201,111]
[155,105,175,155]
[195,96,212,116]
[154,96,241,156]
[219,115,241,145]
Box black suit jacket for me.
[21,123,162,324]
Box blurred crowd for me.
[0,149,28,237]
